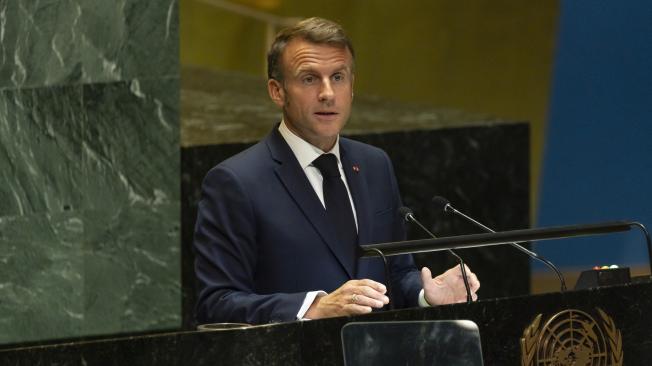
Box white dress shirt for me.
[278,121,358,228]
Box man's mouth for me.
[315,111,338,116]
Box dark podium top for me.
[2,280,651,365]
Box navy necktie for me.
[312,153,358,273]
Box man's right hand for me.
[304,279,389,319]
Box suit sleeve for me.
[193,165,305,324]
[382,151,423,308]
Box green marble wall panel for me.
[0,85,84,217]
[0,0,178,89]
[0,77,180,344]
[0,0,180,345]
[79,78,181,336]
[0,212,85,342]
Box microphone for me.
[398,206,474,304]
[432,196,567,291]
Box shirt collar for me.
[278,119,341,169]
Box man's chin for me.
[315,125,344,138]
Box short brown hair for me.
[267,17,355,81]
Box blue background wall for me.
[537,0,652,271]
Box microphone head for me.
[397,206,414,222]
[431,196,451,213]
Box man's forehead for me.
[295,62,351,74]
[285,37,351,54]
[282,39,353,70]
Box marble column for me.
[0,0,180,344]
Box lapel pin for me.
[352,164,360,173]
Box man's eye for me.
[303,76,315,84]
[333,74,344,82]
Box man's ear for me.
[267,79,285,107]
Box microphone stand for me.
[444,203,568,292]
[402,209,473,304]
[363,247,395,310]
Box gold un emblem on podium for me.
[520,308,623,366]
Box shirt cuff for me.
[297,290,328,320]
[418,288,431,307]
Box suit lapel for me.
[265,127,355,278]
[341,140,386,281]
[340,139,372,247]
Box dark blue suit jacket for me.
[193,126,421,324]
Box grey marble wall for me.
[0,0,180,344]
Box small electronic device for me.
[574,265,631,290]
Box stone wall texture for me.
[0,0,180,344]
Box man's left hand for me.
[421,264,480,305]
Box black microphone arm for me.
[432,196,568,292]
[398,207,473,304]
[629,222,652,273]
[359,221,635,256]
[360,220,652,284]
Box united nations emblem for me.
[520,308,623,366]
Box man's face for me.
[268,38,354,151]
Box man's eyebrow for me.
[331,65,350,73]
[295,66,316,75]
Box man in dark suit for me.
[193,17,479,325]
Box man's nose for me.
[318,79,335,102]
